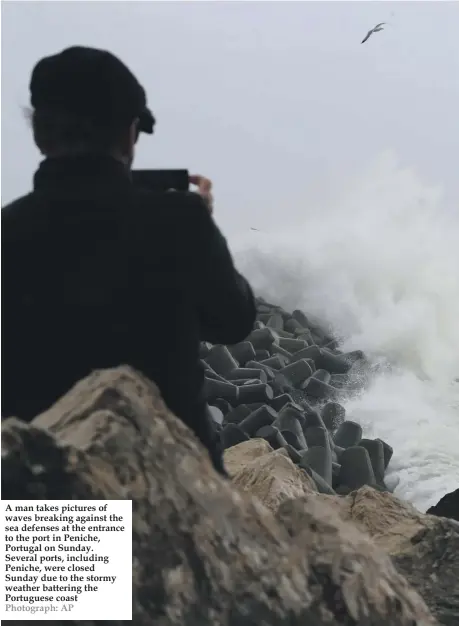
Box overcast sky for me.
[2,1,458,235]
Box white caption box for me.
[0,500,132,621]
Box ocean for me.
[234,152,459,513]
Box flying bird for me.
[250,227,260,231]
[361,22,386,44]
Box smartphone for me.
[131,169,189,192]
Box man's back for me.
[1,155,256,467]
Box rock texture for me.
[225,440,317,511]
[231,439,459,626]
[1,366,437,626]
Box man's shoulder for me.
[1,193,36,229]
[2,192,34,215]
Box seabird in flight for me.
[361,22,386,44]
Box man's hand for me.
[189,174,213,214]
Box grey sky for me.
[2,1,458,236]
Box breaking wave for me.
[234,152,459,512]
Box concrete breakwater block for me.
[304,426,329,448]
[300,445,333,485]
[329,373,350,389]
[266,313,284,330]
[283,443,303,464]
[239,405,278,436]
[359,438,386,485]
[316,349,352,375]
[269,393,294,411]
[333,420,363,449]
[280,359,314,387]
[199,341,212,358]
[256,312,271,324]
[275,328,295,339]
[247,327,279,350]
[228,341,257,365]
[205,345,239,376]
[224,404,251,425]
[338,446,376,490]
[290,345,321,365]
[342,350,366,365]
[254,349,270,361]
[221,423,250,449]
[275,402,306,426]
[332,443,345,461]
[268,344,293,360]
[309,324,333,346]
[335,485,352,496]
[247,402,265,411]
[302,377,338,401]
[291,309,309,327]
[295,331,314,345]
[278,337,308,354]
[303,410,327,433]
[301,465,336,495]
[273,410,307,450]
[260,355,289,370]
[311,369,332,383]
[332,462,341,488]
[277,401,306,422]
[245,360,276,381]
[281,430,307,452]
[201,361,228,382]
[376,438,394,469]
[208,405,224,425]
[267,374,291,397]
[237,382,274,405]
[284,317,307,335]
[255,302,274,314]
[255,424,289,450]
[324,339,340,351]
[211,398,232,416]
[321,402,346,431]
[204,378,239,404]
[231,378,263,386]
[226,367,268,383]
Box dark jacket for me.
[1,155,256,472]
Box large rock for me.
[427,488,459,522]
[1,366,435,625]
[277,491,459,626]
[229,443,458,626]
[224,439,317,511]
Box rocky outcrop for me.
[224,439,317,511]
[1,366,436,625]
[230,438,459,626]
[427,488,459,522]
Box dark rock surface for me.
[1,366,437,625]
[427,488,459,522]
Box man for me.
[1,46,256,475]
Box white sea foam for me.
[234,151,459,513]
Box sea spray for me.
[234,152,459,512]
